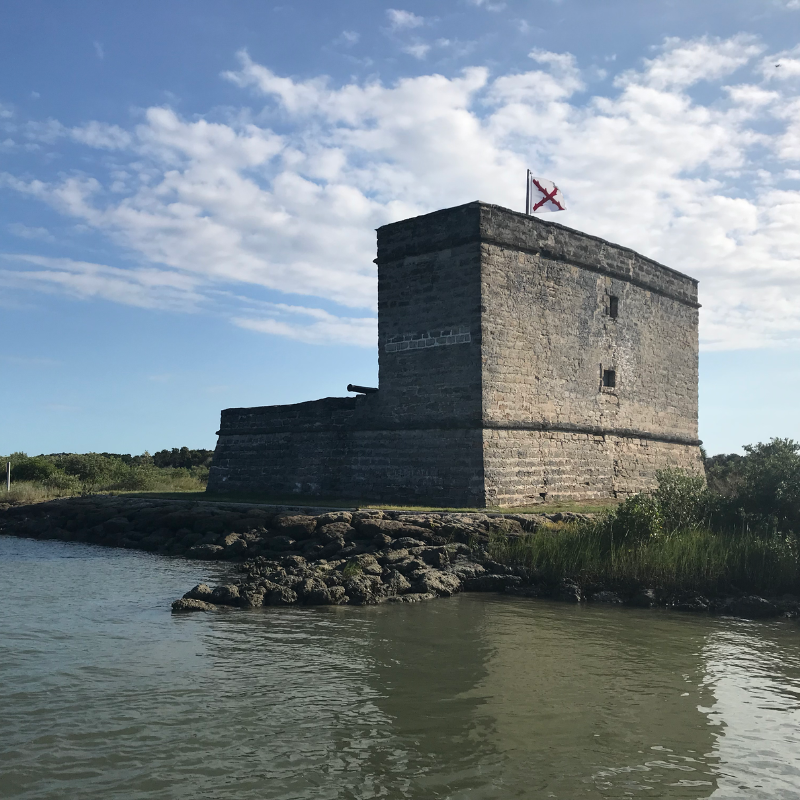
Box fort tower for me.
[208,202,702,507]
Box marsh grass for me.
[489,523,800,596]
[1,471,208,505]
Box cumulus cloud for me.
[386,9,424,30]
[2,35,800,350]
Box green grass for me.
[1,472,208,506]
[488,523,800,596]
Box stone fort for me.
[207,201,702,507]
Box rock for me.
[266,586,298,605]
[211,584,242,606]
[481,559,513,575]
[552,579,582,603]
[385,592,437,603]
[344,574,385,605]
[626,589,657,608]
[282,554,307,570]
[421,547,450,568]
[223,537,248,558]
[303,543,325,560]
[382,569,411,595]
[299,577,347,605]
[463,574,522,592]
[410,570,461,597]
[392,537,426,550]
[378,548,409,565]
[319,537,345,559]
[171,598,216,612]
[316,511,353,526]
[590,590,622,604]
[272,515,318,540]
[186,544,224,560]
[268,535,297,551]
[318,522,356,542]
[352,554,383,575]
[239,588,267,608]
[357,519,429,540]
[183,583,213,601]
[668,594,709,613]
[728,596,779,619]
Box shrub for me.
[653,468,708,533]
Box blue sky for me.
[2,0,799,457]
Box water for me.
[2,538,800,800]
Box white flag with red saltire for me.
[526,172,566,214]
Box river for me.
[2,535,800,799]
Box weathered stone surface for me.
[184,583,213,601]
[385,592,436,603]
[273,515,317,540]
[318,522,355,542]
[186,544,224,561]
[171,598,216,613]
[382,569,411,596]
[410,570,461,597]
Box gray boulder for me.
[411,570,461,597]
[266,586,298,605]
[382,569,411,595]
[272,515,317,540]
[185,544,224,560]
[183,583,213,601]
[171,598,216,612]
[552,579,582,603]
[728,595,778,619]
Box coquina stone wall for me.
[208,202,702,507]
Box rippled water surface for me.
[3,536,800,799]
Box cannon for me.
[347,384,378,394]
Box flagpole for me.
[525,169,530,215]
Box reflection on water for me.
[2,537,800,799]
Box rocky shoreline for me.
[1,495,797,621]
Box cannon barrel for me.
[347,384,378,394]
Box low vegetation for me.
[1,448,212,502]
[489,438,800,597]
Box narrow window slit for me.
[602,369,616,388]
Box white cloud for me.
[7,223,54,242]
[386,9,424,30]
[335,30,360,47]
[3,35,800,350]
[234,305,376,347]
[71,121,132,149]
[0,102,13,119]
[469,0,507,10]
[403,43,431,60]
[0,254,204,311]
[93,41,104,60]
